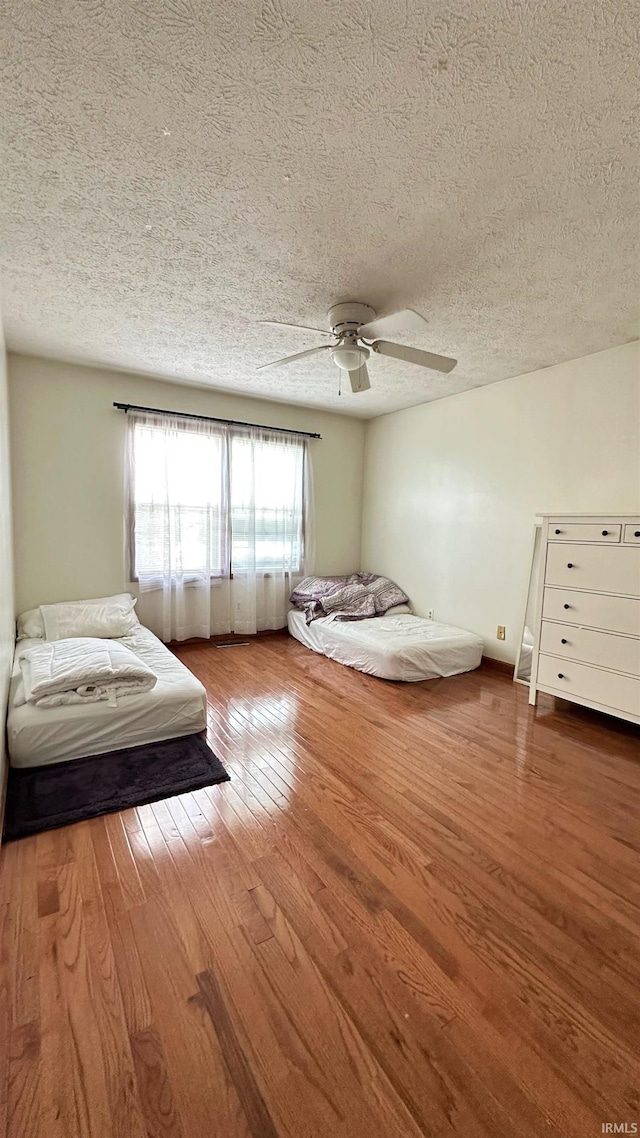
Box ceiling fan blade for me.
[258,320,333,337]
[371,340,457,374]
[358,308,429,340]
[256,344,332,371]
[348,363,371,393]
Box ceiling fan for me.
[256,302,457,393]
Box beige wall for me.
[0,320,15,790]
[8,342,640,666]
[362,341,640,663]
[9,354,365,613]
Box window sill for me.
[132,573,229,587]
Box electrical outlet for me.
[497,625,506,640]
[427,609,434,620]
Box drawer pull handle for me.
[563,603,570,609]
[554,529,562,534]
[601,529,609,536]
[567,563,574,569]
[635,531,640,537]
[561,638,567,644]
[558,673,564,679]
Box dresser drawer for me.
[540,622,640,676]
[542,588,640,635]
[545,543,640,596]
[537,654,640,716]
[623,524,640,544]
[548,523,621,543]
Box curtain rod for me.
[113,402,321,439]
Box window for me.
[128,413,306,582]
[130,420,228,581]
[230,433,305,574]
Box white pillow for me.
[16,608,46,640]
[385,604,412,615]
[39,593,139,641]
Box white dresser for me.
[529,515,640,725]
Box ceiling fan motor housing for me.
[327,302,375,337]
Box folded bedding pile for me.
[15,637,157,708]
[290,573,409,624]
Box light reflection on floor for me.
[206,690,300,810]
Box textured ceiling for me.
[1,1,638,418]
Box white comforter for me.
[288,611,484,682]
[16,637,157,708]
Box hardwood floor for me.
[1,633,639,1137]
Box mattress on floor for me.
[8,625,207,768]
[288,610,483,682]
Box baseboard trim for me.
[0,741,8,846]
[167,629,288,650]
[172,640,516,674]
[481,654,514,676]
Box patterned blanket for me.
[290,573,410,624]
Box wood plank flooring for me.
[1,632,640,1137]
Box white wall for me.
[362,341,640,662]
[8,343,640,664]
[9,354,365,614]
[0,319,15,793]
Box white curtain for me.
[227,425,313,634]
[126,412,315,641]
[126,410,229,642]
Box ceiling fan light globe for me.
[330,345,369,371]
